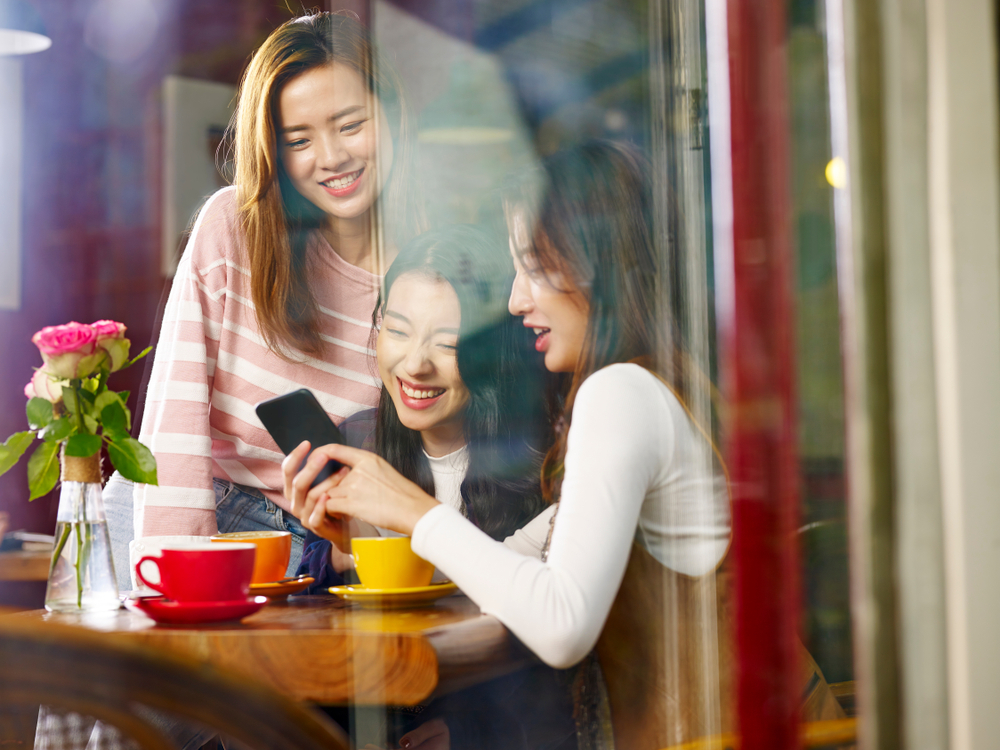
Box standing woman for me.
[106,11,423,587]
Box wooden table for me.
[0,550,50,581]
[9,594,534,706]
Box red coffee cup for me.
[135,543,256,603]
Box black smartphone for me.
[255,389,346,487]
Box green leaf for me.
[26,398,54,430]
[62,387,79,416]
[94,390,120,413]
[27,441,60,500]
[82,414,99,433]
[0,432,34,476]
[107,437,157,485]
[118,390,130,404]
[95,391,131,432]
[39,417,74,443]
[120,346,152,371]
[78,388,97,415]
[65,433,102,457]
[100,399,128,436]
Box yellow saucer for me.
[249,575,314,598]
[329,582,459,609]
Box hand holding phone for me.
[255,389,346,488]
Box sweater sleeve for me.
[296,534,347,592]
[133,188,237,538]
[412,364,671,668]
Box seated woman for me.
[291,223,553,589]
[286,142,842,750]
[289,224,575,750]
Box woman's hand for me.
[297,443,441,536]
[282,441,353,548]
[399,718,450,750]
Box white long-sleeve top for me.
[411,363,731,669]
[384,445,556,559]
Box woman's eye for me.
[437,341,458,352]
[284,139,308,149]
[386,328,407,337]
[342,119,367,134]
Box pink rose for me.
[90,320,130,371]
[91,320,126,340]
[32,322,100,379]
[25,369,67,403]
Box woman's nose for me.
[316,134,352,172]
[508,270,533,316]
[402,344,434,377]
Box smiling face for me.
[377,272,471,455]
[506,214,590,373]
[278,63,394,226]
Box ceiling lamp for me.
[0,0,51,55]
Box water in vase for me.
[44,481,120,612]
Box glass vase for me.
[44,452,120,612]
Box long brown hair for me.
[504,141,689,501]
[232,12,424,356]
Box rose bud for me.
[27,368,67,403]
[91,320,130,372]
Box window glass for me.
[1,1,857,748]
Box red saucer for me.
[125,595,268,624]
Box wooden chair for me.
[0,616,349,750]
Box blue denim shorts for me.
[213,478,307,576]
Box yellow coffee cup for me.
[351,536,434,590]
[211,530,292,584]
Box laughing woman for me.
[290,224,553,590]
[288,224,571,750]
[105,11,424,589]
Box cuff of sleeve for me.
[297,539,346,593]
[411,503,463,560]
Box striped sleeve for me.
[133,189,235,538]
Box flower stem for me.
[74,486,84,608]
[74,383,85,435]
[50,523,71,577]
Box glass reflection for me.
[6,2,858,749]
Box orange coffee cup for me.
[210,530,292,584]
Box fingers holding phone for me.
[283,441,352,547]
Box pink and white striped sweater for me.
[134,187,382,537]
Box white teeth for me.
[533,328,549,335]
[323,170,361,189]
[401,382,445,400]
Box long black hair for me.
[373,225,548,541]
[504,141,690,501]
